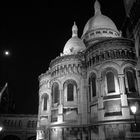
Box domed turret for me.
[82,0,121,43]
[63,22,86,55]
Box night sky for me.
[0,0,125,114]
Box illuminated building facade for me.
[37,0,140,139]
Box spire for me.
[72,21,78,37]
[94,0,101,15]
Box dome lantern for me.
[94,0,101,15]
[72,21,78,37]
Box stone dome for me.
[83,14,119,35]
[82,0,121,39]
[63,22,86,55]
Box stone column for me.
[99,125,105,140]
[58,104,63,123]
[118,74,125,95]
[57,128,63,140]
[118,74,130,119]
[97,77,102,97]
[98,97,104,121]
[58,88,63,123]
[98,77,104,122]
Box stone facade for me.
[37,1,140,140]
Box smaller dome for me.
[63,22,86,55]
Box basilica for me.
[37,0,140,140]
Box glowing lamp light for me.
[0,126,3,132]
[130,105,137,114]
[4,50,10,56]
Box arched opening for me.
[41,94,49,111]
[67,83,74,101]
[43,95,48,110]
[52,82,59,105]
[103,68,119,95]
[124,68,137,94]
[64,80,77,102]
[106,71,115,93]
[89,73,96,101]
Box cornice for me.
[49,53,84,68]
[85,38,134,54]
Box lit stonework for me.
[37,0,140,140]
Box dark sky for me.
[0,0,125,114]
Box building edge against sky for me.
[37,0,140,140]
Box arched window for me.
[103,68,119,95]
[42,94,48,111]
[52,82,59,104]
[106,71,115,93]
[89,73,96,101]
[124,68,137,93]
[67,83,74,101]
[64,80,77,102]
[43,96,48,111]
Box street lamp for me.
[130,105,137,128]
[3,50,11,57]
[0,126,3,132]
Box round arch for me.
[121,62,136,74]
[99,61,121,76]
[63,79,77,88]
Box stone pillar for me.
[99,125,105,140]
[97,77,104,121]
[97,77,102,97]
[58,104,63,123]
[118,74,125,95]
[98,97,104,121]
[118,74,130,118]
[100,77,104,97]
[57,128,63,140]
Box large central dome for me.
[82,0,121,42]
[83,13,118,35]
